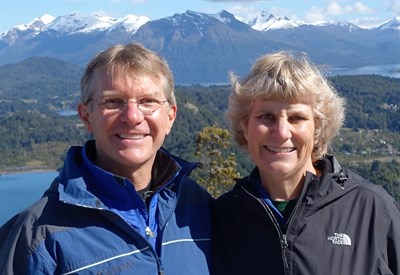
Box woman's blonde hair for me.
[225,51,345,161]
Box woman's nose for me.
[273,119,292,140]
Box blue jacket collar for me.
[57,140,198,211]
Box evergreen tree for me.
[193,125,240,198]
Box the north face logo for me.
[327,233,352,246]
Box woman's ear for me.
[240,121,248,141]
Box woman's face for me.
[244,99,317,181]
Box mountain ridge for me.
[2,10,399,41]
[0,10,399,84]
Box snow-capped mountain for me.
[19,13,55,32]
[1,14,55,44]
[0,10,398,84]
[45,12,117,34]
[3,9,398,43]
[0,12,150,44]
[27,14,56,29]
[40,12,149,34]
[377,16,400,30]
[248,11,301,31]
[107,14,150,33]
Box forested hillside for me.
[331,75,400,131]
[0,57,399,200]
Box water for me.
[177,64,400,86]
[327,63,400,78]
[57,110,78,116]
[0,171,58,226]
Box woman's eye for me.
[258,114,274,121]
[290,116,307,122]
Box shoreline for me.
[0,167,57,175]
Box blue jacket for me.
[0,142,212,274]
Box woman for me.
[213,51,400,275]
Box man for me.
[0,43,212,274]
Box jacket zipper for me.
[62,201,164,273]
[241,186,290,270]
[105,208,165,274]
[281,234,289,268]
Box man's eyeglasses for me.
[88,97,169,116]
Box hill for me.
[0,56,82,114]
[0,57,399,201]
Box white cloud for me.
[326,2,343,15]
[324,1,372,16]
[386,0,400,16]
[353,2,373,14]
[204,0,261,2]
[304,1,375,23]
[304,6,328,23]
[350,16,386,28]
[223,3,295,23]
[225,4,262,21]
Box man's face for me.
[78,69,176,176]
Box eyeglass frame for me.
[86,97,170,116]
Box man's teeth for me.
[118,134,146,140]
[266,146,295,153]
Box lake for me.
[179,63,400,86]
[0,171,58,226]
[327,63,400,78]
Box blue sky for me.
[1,0,399,33]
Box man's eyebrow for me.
[99,90,164,99]
[100,90,120,96]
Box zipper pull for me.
[145,226,154,238]
[281,234,288,249]
[281,234,289,268]
[158,260,165,275]
[142,191,153,200]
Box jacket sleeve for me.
[0,213,55,274]
[387,199,400,274]
[0,216,29,274]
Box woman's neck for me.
[259,168,319,201]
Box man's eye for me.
[104,98,125,104]
[101,98,126,109]
[137,98,160,106]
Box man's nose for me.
[120,101,145,124]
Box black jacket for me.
[213,156,400,275]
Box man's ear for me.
[165,105,177,135]
[78,103,93,132]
